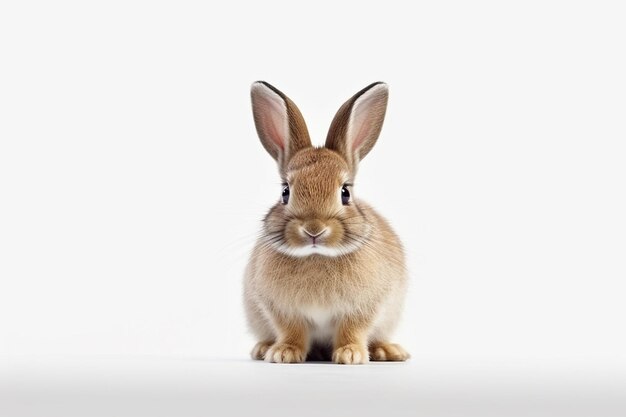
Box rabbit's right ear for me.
[251,81,312,176]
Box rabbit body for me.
[244,82,409,364]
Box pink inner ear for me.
[347,86,386,153]
[350,105,373,152]
[254,86,289,152]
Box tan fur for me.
[325,82,388,170]
[369,342,411,362]
[245,82,409,364]
[251,81,312,176]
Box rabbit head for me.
[250,81,389,257]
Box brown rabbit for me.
[244,81,409,364]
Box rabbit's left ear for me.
[324,82,389,172]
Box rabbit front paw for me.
[332,343,369,364]
[265,343,306,363]
[251,341,274,360]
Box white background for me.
[1,1,625,416]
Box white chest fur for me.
[301,306,336,343]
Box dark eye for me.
[281,184,290,204]
[341,185,350,205]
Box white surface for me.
[1,1,626,415]
[2,356,625,417]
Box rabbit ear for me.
[324,82,389,171]
[251,81,312,175]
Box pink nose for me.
[303,228,327,243]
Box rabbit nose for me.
[301,219,327,239]
[303,228,327,245]
[303,229,327,239]
[301,220,328,243]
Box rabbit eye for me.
[341,185,351,205]
[281,184,290,204]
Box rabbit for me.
[244,81,409,364]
